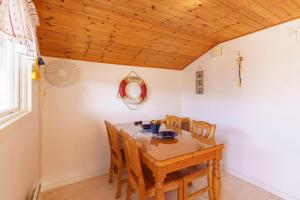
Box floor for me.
[41,171,282,200]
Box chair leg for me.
[115,163,123,198]
[126,179,132,200]
[178,181,184,200]
[108,158,114,183]
[208,161,214,200]
[183,180,189,200]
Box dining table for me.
[115,122,224,200]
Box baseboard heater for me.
[29,183,41,200]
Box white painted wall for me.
[0,82,40,200]
[40,58,182,190]
[182,19,300,200]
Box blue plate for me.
[158,131,177,139]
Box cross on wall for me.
[236,51,243,87]
[289,26,300,41]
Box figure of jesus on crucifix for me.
[236,50,244,87]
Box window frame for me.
[0,37,34,129]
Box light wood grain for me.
[105,121,126,198]
[116,123,212,162]
[180,163,213,200]
[164,115,190,131]
[116,123,224,200]
[185,120,218,200]
[179,117,191,132]
[33,0,300,69]
[121,130,184,200]
[190,121,216,145]
[165,115,181,129]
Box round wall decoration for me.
[118,71,147,110]
[45,60,80,87]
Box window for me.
[0,34,33,124]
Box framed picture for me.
[196,71,203,79]
[196,87,204,94]
[196,68,204,95]
[196,79,203,86]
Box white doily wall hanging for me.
[45,60,80,87]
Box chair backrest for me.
[165,115,190,131]
[121,130,146,195]
[179,117,190,131]
[190,120,216,144]
[105,121,123,162]
[105,120,112,147]
[165,115,181,128]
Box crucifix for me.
[236,50,244,87]
[289,26,300,41]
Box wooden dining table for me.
[115,122,224,200]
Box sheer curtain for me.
[0,0,40,54]
[0,0,40,116]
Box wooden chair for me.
[182,163,214,200]
[121,130,184,200]
[105,121,126,198]
[190,120,216,145]
[179,117,190,131]
[165,115,181,128]
[182,120,216,200]
[165,115,190,131]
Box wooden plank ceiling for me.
[34,0,300,70]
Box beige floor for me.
[41,171,282,200]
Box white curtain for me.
[0,0,39,54]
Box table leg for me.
[155,172,166,200]
[213,159,221,200]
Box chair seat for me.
[142,166,184,197]
[179,163,207,177]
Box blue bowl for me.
[151,124,161,134]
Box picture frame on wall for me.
[196,71,203,79]
[196,67,204,95]
[196,87,203,94]
[196,79,203,86]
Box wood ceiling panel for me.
[34,0,300,70]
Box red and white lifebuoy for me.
[118,74,147,105]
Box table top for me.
[115,122,221,162]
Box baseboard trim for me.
[41,169,108,192]
[223,166,298,200]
